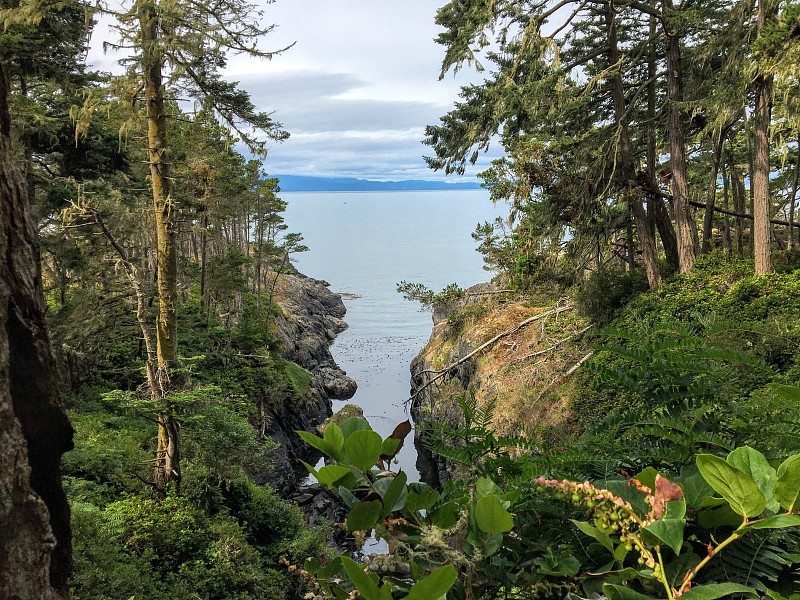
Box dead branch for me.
[505,325,594,370]
[535,352,594,402]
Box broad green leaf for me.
[678,466,715,511]
[642,515,685,555]
[589,567,655,581]
[743,514,800,530]
[406,484,439,512]
[697,454,766,517]
[605,479,650,516]
[338,486,359,508]
[297,430,332,457]
[430,500,459,528]
[405,564,457,600]
[346,499,382,532]
[484,532,503,556]
[341,556,385,600]
[536,554,581,576]
[664,552,701,589]
[697,504,743,529]
[571,519,614,552]
[380,437,401,459]
[603,583,659,600]
[634,466,659,492]
[323,423,345,461]
[476,477,499,500]
[300,460,318,478]
[345,429,383,471]
[475,493,514,534]
[340,417,372,441]
[380,471,408,517]
[775,454,800,512]
[678,583,757,600]
[501,487,522,504]
[316,465,354,488]
[726,446,778,512]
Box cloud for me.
[236,68,503,181]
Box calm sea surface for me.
[284,190,506,478]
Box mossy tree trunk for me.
[138,0,181,494]
[0,61,73,600]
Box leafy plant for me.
[536,446,800,600]
[296,416,518,599]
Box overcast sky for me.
[88,0,502,182]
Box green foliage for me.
[576,267,650,325]
[397,281,465,311]
[71,495,292,599]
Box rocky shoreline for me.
[263,268,358,493]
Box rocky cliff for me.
[264,268,357,492]
[410,285,591,486]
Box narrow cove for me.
[284,190,507,478]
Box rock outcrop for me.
[263,269,357,493]
[410,286,589,487]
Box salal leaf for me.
[726,446,778,512]
[341,556,386,600]
[316,465,353,488]
[571,519,614,552]
[677,583,757,600]
[475,493,514,534]
[340,417,371,441]
[345,429,383,471]
[405,564,457,600]
[602,583,659,600]
[742,514,800,531]
[346,500,382,532]
[380,471,408,517]
[406,483,439,513]
[642,510,685,555]
[774,454,800,512]
[322,423,345,461]
[697,454,766,517]
[297,430,333,457]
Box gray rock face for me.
[263,271,357,493]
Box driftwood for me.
[407,304,574,404]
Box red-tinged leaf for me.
[380,420,412,462]
[652,475,684,519]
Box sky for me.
[87,0,503,182]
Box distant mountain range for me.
[273,175,483,192]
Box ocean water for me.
[283,190,506,478]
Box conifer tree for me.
[83,0,290,492]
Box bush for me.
[575,266,649,324]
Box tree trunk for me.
[663,0,698,273]
[139,1,181,493]
[721,154,732,253]
[788,132,799,250]
[607,1,661,288]
[0,62,73,600]
[752,0,774,274]
[701,134,724,253]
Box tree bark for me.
[701,133,724,253]
[662,0,699,273]
[607,1,661,288]
[788,132,800,250]
[0,62,73,600]
[139,0,181,493]
[752,0,774,274]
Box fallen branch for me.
[407,304,574,404]
[505,325,594,369]
[535,351,594,402]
